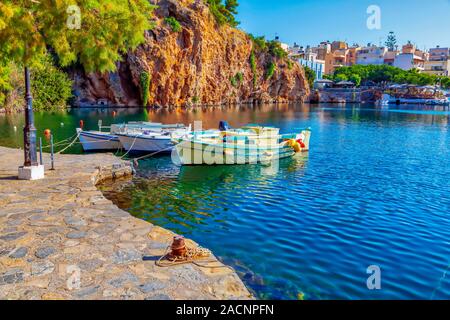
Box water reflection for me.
[101,154,308,235]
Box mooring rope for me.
[154,242,233,270]
[56,131,81,154]
[120,135,139,159]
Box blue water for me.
[2,104,449,299]
[96,104,450,300]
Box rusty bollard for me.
[170,236,187,259]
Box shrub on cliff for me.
[303,66,316,89]
[140,72,151,106]
[265,62,276,80]
[207,0,239,27]
[165,17,182,32]
[249,51,258,88]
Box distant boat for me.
[77,122,188,152]
[172,124,311,166]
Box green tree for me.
[0,0,155,72]
[385,31,397,51]
[303,66,316,89]
[31,55,73,111]
[0,62,11,106]
[207,0,239,27]
[349,74,361,87]
[334,74,348,82]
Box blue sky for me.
[237,0,450,50]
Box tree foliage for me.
[265,62,276,80]
[1,55,73,111]
[0,0,155,73]
[303,66,316,89]
[385,31,397,51]
[31,55,73,111]
[140,71,150,106]
[165,16,182,33]
[207,0,239,27]
[328,64,450,89]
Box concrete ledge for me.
[0,146,252,300]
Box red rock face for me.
[70,0,310,107]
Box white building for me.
[293,45,326,79]
[356,45,388,65]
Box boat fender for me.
[286,139,301,153]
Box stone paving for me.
[0,147,252,300]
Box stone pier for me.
[0,147,252,300]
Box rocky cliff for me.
[71,0,310,107]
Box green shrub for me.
[267,40,288,59]
[249,51,258,88]
[192,95,200,104]
[303,66,316,89]
[0,63,11,107]
[230,72,243,87]
[30,56,73,111]
[207,0,239,27]
[265,62,276,80]
[248,34,267,51]
[140,72,150,106]
[230,75,238,87]
[236,72,243,83]
[286,59,293,70]
[165,17,182,32]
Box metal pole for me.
[50,134,55,170]
[23,67,38,167]
[39,137,43,165]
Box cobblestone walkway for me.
[0,147,252,300]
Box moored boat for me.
[172,125,311,166]
[77,122,188,151]
[117,125,192,153]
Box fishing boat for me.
[116,124,192,153]
[76,121,187,151]
[172,124,311,166]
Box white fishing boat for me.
[77,121,188,151]
[76,128,121,151]
[172,124,311,166]
[117,125,192,153]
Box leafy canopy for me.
[0,0,155,72]
[207,0,239,27]
[329,64,450,89]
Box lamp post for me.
[23,67,38,167]
[18,67,44,180]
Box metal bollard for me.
[50,135,55,170]
[39,137,43,165]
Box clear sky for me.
[237,0,450,50]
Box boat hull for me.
[78,130,121,151]
[117,134,174,153]
[173,130,311,166]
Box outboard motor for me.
[219,121,230,131]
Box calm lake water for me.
[1,104,449,299]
